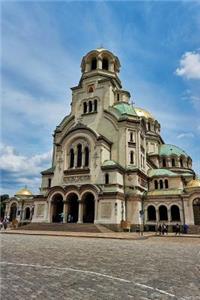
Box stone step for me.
[16,223,111,233]
[188,225,200,234]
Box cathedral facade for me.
[5,48,200,231]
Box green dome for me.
[102,160,117,166]
[159,144,188,157]
[148,169,177,177]
[113,103,137,116]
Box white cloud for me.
[176,51,200,79]
[0,144,51,176]
[0,144,52,195]
[177,132,195,139]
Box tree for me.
[0,194,9,218]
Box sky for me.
[1,1,200,196]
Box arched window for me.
[70,149,74,168]
[102,58,109,70]
[159,180,163,189]
[193,198,200,225]
[88,86,94,93]
[48,178,51,188]
[162,158,166,167]
[147,206,156,221]
[172,158,176,167]
[159,205,168,221]
[94,99,98,112]
[180,158,183,167]
[25,207,31,220]
[171,205,180,221]
[130,132,133,142]
[91,58,97,70]
[105,173,109,184]
[83,102,87,114]
[148,122,151,131]
[154,180,158,190]
[164,179,168,189]
[130,151,134,164]
[77,144,82,168]
[84,147,89,167]
[89,101,93,112]
[117,94,120,101]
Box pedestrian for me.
[0,219,3,230]
[162,223,167,235]
[175,223,180,235]
[183,224,189,234]
[68,214,71,223]
[3,218,8,230]
[158,224,162,235]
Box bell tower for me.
[80,48,121,87]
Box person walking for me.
[175,223,180,235]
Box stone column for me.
[47,202,52,223]
[156,209,159,223]
[97,58,102,69]
[63,201,68,223]
[78,200,83,223]
[167,208,171,223]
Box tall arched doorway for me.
[82,192,95,223]
[159,205,168,221]
[147,205,156,221]
[193,198,200,225]
[67,193,79,223]
[10,203,17,221]
[52,194,63,223]
[24,207,31,220]
[171,205,180,221]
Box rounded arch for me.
[9,202,18,222]
[24,207,31,220]
[170,205,180,221]
[81,192,95,223]
[159,205,168,221]
[51,193,64,223]
[67,192,79,223]
[193,198,200,225]
[147,205,156,221]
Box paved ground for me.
[0,235,200,300]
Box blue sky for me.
[1,1,200,195]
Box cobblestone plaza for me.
[1,235,200,299]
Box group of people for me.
[157,223,189,235]
[157,223,168,235]
[0,216,9,230]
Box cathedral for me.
[5,48,200,232]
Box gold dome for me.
[15,187,33,197]
[187,179,200,188]
[134,107,155,120]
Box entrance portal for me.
[83,193,95,223]
[52,194,63,223]
[24,207,31,220]
[10,203,17,221]
[67,193,79,223]
[193,198,200,225]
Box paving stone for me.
[0,235,200,300]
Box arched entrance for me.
[171,205,180,221]
[24,207,31,220]
[193,198,200,225]
[10,203,17,221]
[159,205,168,221]
[67,193,79,223]
[82,192,95,223]
[52,194,63,223]
[147,205,156,221]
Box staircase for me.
[16,223,113,233]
